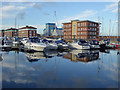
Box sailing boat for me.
[99,17,106,49]
[114,1,120,49]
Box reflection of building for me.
[0,28,18,37]
[43,23,63,36]
[63,50,99,63]
[63,20,100,40]
[18,25,37,38]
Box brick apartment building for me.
[18,25,37,38]
[63,20,100,40]
[0,28,18,37]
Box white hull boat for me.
[69,42,90,50]
[46,43,58,50]
[24,42,46,52]
[90,45,100,49]
[58,43,69,50]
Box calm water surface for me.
[0,49,119,88]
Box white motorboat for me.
[24,42,47,52]
[69,39,90,50]
[57,42,69,50]
[2,40,12,50]
[21,38,29,45]
[22,37,47,51]
[46,43,58,50]
[88,40,100,49]
[42,39,58,50]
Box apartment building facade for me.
[63,20,100,40]
[0,28,18,37]
[18,25,37,38]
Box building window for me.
[74,24,76,26]
[95,32,96,35]
[85,23,86,26]
[78,23,80,27]
[95,28,96,31]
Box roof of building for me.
[19,25,37,29]
[62,20,100,24]
[46,23,56,25]
[6,28,18,30]
[77,20,99,24]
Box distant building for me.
[63,20,100,40]
[0,28,18,37]
[0,30,4,37]
[18,25,37,38]
[43,23,63,36]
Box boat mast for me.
[102,17,103,39]
[118,1,120,44]
[109,19,111,39]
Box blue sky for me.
[0,1,119,36]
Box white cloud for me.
[103,2,118,13]
[0,5,26,19]
[57,10,97,27]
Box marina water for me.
[0,49,119,88]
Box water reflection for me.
[25,52,46,62]
[63,50,99,63]
[1,49,119,88]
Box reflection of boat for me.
[44,50,58,58]
[0,54,3,62]
[63,50,99,63]
[25,52,46,62]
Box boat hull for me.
[69,43,90,50]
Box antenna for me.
[55,11,57,32]
[15,16,16,28]
[109,19,111,39]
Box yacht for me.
[69,39,90,50]
[23,37,47,52]
[99,40,106,49]
[42,39,58,50]
[0,37,12,51]
[56,40,69,50]
[88,40,100,49]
